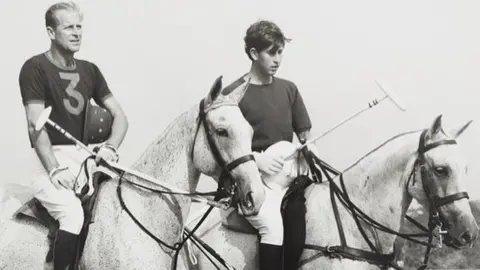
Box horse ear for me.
[224,77,251,104]
[205,75,223,107]
[427,114,444,138]
[450,120,473,139]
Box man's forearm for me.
[106,114,128,149]
[31,127,59,174]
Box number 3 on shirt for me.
[59,72,85,115]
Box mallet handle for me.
[285,95,388,160]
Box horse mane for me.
[341,129,423,174]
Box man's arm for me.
[25,103,59,174]
[289,83,312,144]
[25,103,77,189]
[101,95,128,150]
[91,63,129,150]
[296,129,311,144]
[19,59,60,174]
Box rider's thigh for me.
[244,183,288,245]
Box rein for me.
[80,97,254,270]
[302,129,469,270]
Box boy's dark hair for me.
[244,20,291,61]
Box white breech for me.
[26,145,100,235]
[244,182,288,245]
[243,143,311,246]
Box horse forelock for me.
[203,99,238,114]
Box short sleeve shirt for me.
[222,76,312,152]
[19,53,112,146]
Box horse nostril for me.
[461,231,472,243]
[245,192,254,210]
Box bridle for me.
[302,129,470,270]
[191,98,256,205]
[405,129,469,269]
[84,96,256,270]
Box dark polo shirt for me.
[222,76,312,152]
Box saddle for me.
[12,170,113,266]
[220,174,313,234]
[220,141,321,269]
[220,141,319,234]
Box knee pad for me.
[57,200,84,235]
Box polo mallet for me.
[286,80,407,160]
[35,107,228,209]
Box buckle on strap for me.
[313,245,395,264]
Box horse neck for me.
[308,130,421,251]
[129,105,201,214]
[84,105,203,262]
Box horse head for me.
[407,114,479,249]
[192,75,265,216]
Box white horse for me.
[0,75,266,270]
[191,114,479,270]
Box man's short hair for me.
[45,1,83,29]
[244,20,291,61]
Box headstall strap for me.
[302,128,470,270]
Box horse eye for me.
[434,166,449,177]
[216,128,228,137]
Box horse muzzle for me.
[443,213,479,249]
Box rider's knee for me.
[258,220,284,245]
[253,207,284,245]
[57,199,84,234]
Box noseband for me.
[302,129,470,270]
[414,129,469,213]
[407,129,469,269]
[106,97,256,270]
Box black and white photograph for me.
[1,1,480,269]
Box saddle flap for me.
[220,207,257,235]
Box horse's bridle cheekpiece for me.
[411,129,469,270]
[302,129,470,270]
[194,98,256,205]
[112,97,254,270]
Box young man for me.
[222,20,316,270]
[18,2,128,269]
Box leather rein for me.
[302,129,469,270]
[91,98,254,270]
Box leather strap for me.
[226,154,255,171]
[433,192,469,208]
[303,244,395,265]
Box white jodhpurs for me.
[242,144,312,246]
[244,182,288,245]
[27,145,98,235]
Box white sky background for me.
[1,0,480,199]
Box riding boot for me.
[282,176,310,270]
[46,240,54,263]
[46,220,59,263]
[53,230,79,270]
[259,243,283,270]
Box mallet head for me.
[35,106,52,131]
[375,80,407,112]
